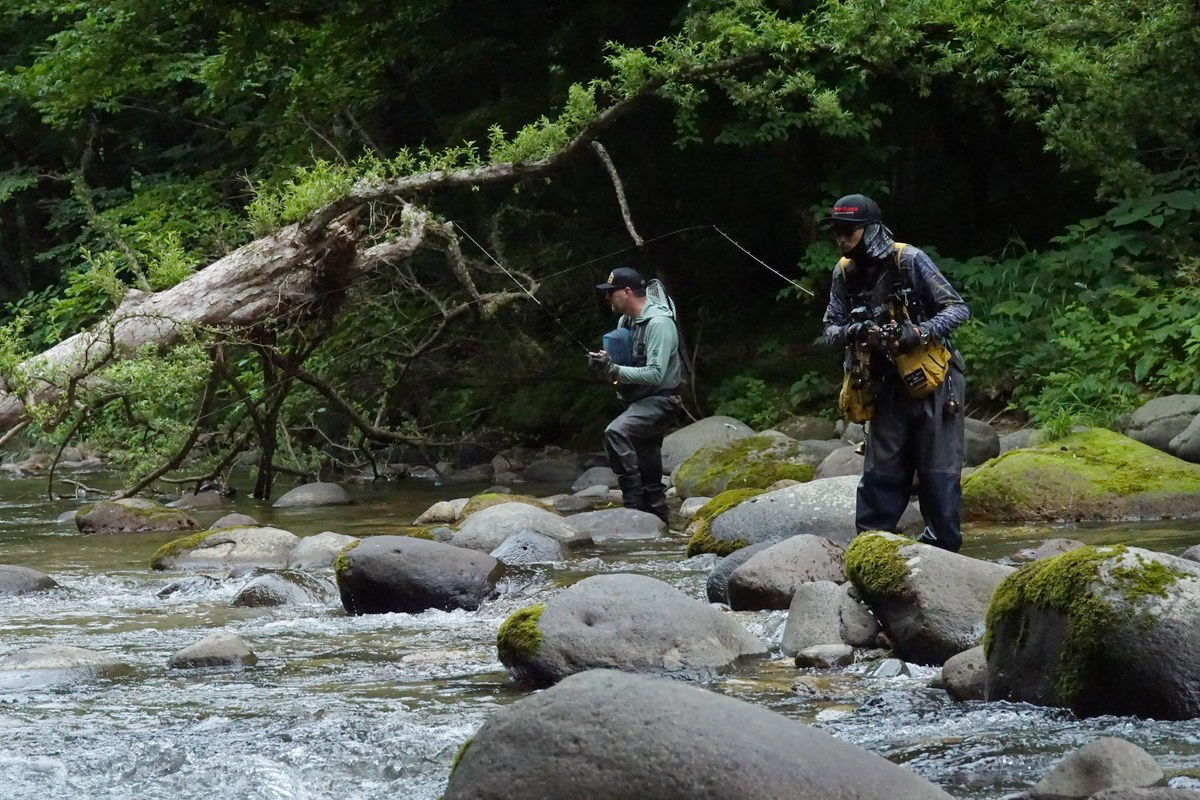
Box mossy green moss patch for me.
[844,532,911,600]
[675,435,817,498]
[460,493,549,519]
[150,530,218,570]
[497,603,544,666]
[684,488,765,557]
[398,526,435,540]
[450,737,474,773]
[984,545,1189,705]
[962,427,1200,522]
[332,540,361,576]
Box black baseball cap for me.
[596,266,645,291]
[821,194,883,226]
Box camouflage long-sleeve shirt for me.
[822,244,969,349]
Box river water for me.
[3,471,1200,799]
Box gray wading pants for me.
[604,394,682,523]
[857,366,965,552]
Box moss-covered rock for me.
[844,533,911,601]
[674,434,818,499]
[77,498,197,534]
[150,526,299,570]
[962,427,1200,522]
[684,489,764,557]
[497,603,545,668]
[844,532,1015,665]
[460,493,551,519]
[984,544,1200,718]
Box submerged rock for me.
[272,481,352,508]
[444,669,955,800]
[985,545,1200,719]
[151,526,300,570]
[211,512,260,529]
[496,574,764,686]
[76,498,197,534]
[0,565,58,596]
[673,432,820,499]
[567,507,664,543]
[166,491,223,510]
[845,532,1014,666]
[287,530,359,569]
[962,428,1200,523]
[335,535,504,614]
[0,645,129,684]
[1011,538,1086,564]
[168,632,257,669]
[232,571,331,607]
[1031,737,1163,799]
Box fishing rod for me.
[452,221,594,353]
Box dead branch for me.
[591,141,643,246]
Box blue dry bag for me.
[602,326,633,366]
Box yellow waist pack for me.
[838,348,875,422]
[893,338,952,399]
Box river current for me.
[3,471,1200,799]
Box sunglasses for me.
[832,222,864,237]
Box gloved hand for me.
[587,350,617,376]
[897,322,925,353]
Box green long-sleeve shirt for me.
[613,301,682,389]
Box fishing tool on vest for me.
[836,244,954,408]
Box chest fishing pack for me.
[837,244,954,421]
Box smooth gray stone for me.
[863,658,910,678]
[168,632,257,670]
[941,645,986,701]
[489,529,565,565]
[568,507,665,543]
[0,564,58,596]
[661,416,754,473]
[1032,737,1163,799]
[287,531,359,569]
[795,644,854,668]
[726,534,845,610]
[451,503,587,552]
[272,481,351,508]
[445,669,955,800]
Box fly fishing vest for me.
[837,243,955,414]
[619,315,681,404]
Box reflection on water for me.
[3,470,1200,799]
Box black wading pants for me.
[604,394,682,524]
[857,366,966,551]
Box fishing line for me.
[712,225,815,297]
[452,221,593,353]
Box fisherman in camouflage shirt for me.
[821,194,970,552]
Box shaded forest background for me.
[1,0,1198,494]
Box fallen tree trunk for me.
[0,211,427,436]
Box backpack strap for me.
[836,256,851,274]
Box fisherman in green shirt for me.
[587,267,683,524]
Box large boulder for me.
[450,502,586,552]
[445,669,955,800]
[1031,737,1163,799]
[985,545,1200,719]
[151,526,300,570]
[75,498,197,534]
[167,632,258,669]
[964,417,1001,466]
[780,580,880,656]
[335,535,504,614]
[999,428,1039,454]
[962,428,1200,523]
[726,534,845,610]
[674,432,819,499]
[661,415,754,474]
[688,476,921,557]
[845,532,1014,665]
[567,507,664,543]
[496,574,765,686]
[0,565,58,596]
[1126,395,1200,452]
[459,492,549,518]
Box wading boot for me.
[641,489,670,527]
[617,474,644,512]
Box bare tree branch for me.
[591,140,643,246]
